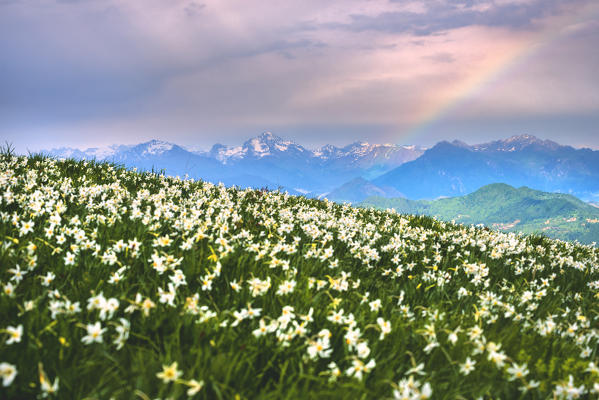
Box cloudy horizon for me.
[1,0,598,153]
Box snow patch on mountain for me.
[86,148,115,159]
[472,135,560,152]
[50,148,77,158]
[46,144,132,160]
[248,138,269,155]
[225,146,245,158]
[275,143,290,152]
[142,140,174,156]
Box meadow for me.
[0,152,598,399]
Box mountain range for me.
[45,133,599,202]
[359,183,599,244]
[368,135,599,202]
[45,132,424,195]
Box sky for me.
[1,0,598,152]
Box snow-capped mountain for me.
[48,144,133,160]
[108,140,182,162]
[315,141,419,162]
[208,132,310,163]
[44,133,424,195]
[140,140,174,156]
[48,140,187,162]
[243,131,309,159]
[207,132,424,167]
[471,134,562,152]
[46,140,225,182]
[316,141,425,179]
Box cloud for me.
[329,0,593,36]
[0,0,598,152]
[422,52,455,63]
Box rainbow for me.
[398,5,599,144]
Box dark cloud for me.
[330,0,588,35]
[184,1,205,17]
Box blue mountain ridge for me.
[371,135,599,202]
[45,133,599,203]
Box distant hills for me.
[359,183,599,244]
[370,135,599,202]
[45,133,599,204]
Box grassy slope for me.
[0,156,598,399]
[360,183,599,244]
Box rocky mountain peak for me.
[473,135,560,152]
[138,139,175,156]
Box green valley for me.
[359,183,599,244]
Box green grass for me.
[0,154,598,399]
